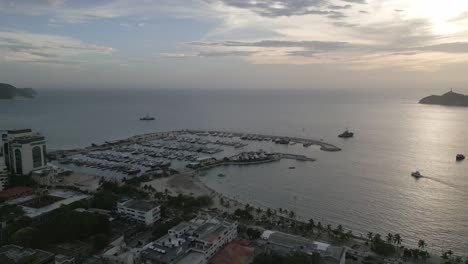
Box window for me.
[32,146,43,168]
[42,145,47,164]
[14,149,22,174]
[3,143,9,168]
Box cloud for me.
[215,0,327,15]
[328,4,352,10]
[213,0,352,18]
[412,42,468,53]
[160,50,256,58]
[341,0,367,4]
[0,29,114,64]
[0,0,213,24]
[191,40,350,50]
[449,11,468,22]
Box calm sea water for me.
[1,88,467,254]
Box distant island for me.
[0,83,37,99]
[419,90,468,106]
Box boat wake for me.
[421,176,461,190]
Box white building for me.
[261,230,347,264]
[102,236,142,264]
[1,129,47,176]
[117,200,161,226]
[140,214,237,264]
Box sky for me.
[1,0,468,90]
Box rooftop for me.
[12,135,45,145]
[0,244,54,264]
[210,240,254,264]
[5,129,32,135]
[120,199,159,212]
[261,230,346,264]
[175,251,205,264]
[0,187,34,199]
[7,189,90,218]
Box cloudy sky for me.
[1,0,468,90]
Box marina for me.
[51,130,337,180]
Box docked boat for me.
[411,171,423,179]
[456,154,465,161]
[338,129,354,138]
[288,166,296,169]
[217,173,226,177]
[140,115,155,121]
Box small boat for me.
[338,129,354,138]
[456,154,465,161]
[217,173,226,177]
[288,166,296,169]
[140,115,155,121]
[411,171,423,179]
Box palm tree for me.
[386,233,394,244]
[288,210,295,219]
[308,218,315,228]
[367,232,373,242]
[393,233,402,245]
[327,224,332,235]
[346,230,353,240]
[418,240,426,249]
[373,233,382,243]
[337,224,344,233]
[256,207,262,215]
[317,222,323,232]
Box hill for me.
[0,83,37,99]
[419,90,468,106]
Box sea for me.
[1,88,467,254]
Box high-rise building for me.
[0,157,8,191]
[1,129,47,176]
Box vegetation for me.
[0,204,24,222]
[99,180,149,199]
[245,228,262,240]
[0,83,36,99]
[165,194,213,213]
[9,205,110,250]
[90,190,119,210]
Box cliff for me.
[0,83,37,99]
[419,90,468,106]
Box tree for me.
[246,228,262,240]
[367,232,373,242]
[288,210,295,219]
[346,230,353,240]
[393,233,402,245]
[91,190,119,210]
[256,207,262,215]
[317,222,323,232]
[266,208,273,218]
[386,233,393,244]
[11,227,36,247]
[418,240,426,249]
